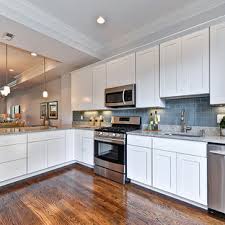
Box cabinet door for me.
[74,130,82,162]
[177,154,207,205]
[106,53,135,88]
[65,130,75,162]
[47,138,66,167]
[127,145,148,184]
[181,29,209,95]
[136,46,164,108]
[160,38,182,97]
[71,68,93,110]
[153,149,176,194]
[82,137,94,166]
[93,64,106,109]
[28,141,48,173]
[210,23,225,105]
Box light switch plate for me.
[217,114,225,123]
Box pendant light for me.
[1,44,10,97]
[42,57,48,98]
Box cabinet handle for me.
[122,89,126,104]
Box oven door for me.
[94,138,126,173]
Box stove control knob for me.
[99,132,103,135]
[116,134,121,137]
[112,133,116,137]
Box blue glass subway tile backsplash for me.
[73,97,225,127]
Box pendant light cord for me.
[44,57,46,90]
[5,44,8,85]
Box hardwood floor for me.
[0,164,224,225]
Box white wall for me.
[6,74,72,126]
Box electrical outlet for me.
[217,114,225,124]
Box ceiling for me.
[0,0,224,92]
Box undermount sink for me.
[163,132,203,138]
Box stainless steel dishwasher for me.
[208,143,225,214]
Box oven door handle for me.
[122,89,126,105]
[95,138,125,145]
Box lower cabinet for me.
[28,141,48,173]
[0,159,27,182]
[47,138,66,167]
[82,137,94,166]
[74,129,94,167]
[153,149,176,194]
[177,153,207,205]
[65,130,75,162]
[127,145,152,185]
[127,135,208,206]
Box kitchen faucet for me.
[180,109,192,133]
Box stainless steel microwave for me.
[105,84,136,108]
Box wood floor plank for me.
[0,164,224,225]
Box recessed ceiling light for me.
[97,16,106,24]
[31,52,37,57]
[9,69,14,72]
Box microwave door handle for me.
[122,89,126,104]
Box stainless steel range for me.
[94,116,141,184]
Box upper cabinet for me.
[92,64,107,109]
[71,67,93,111]
[136,46,165,108]
[160,29,209,98]
[210,22,225,105]
[106,53,135,88]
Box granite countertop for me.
[0,124,99,136]
[127,130,225,145]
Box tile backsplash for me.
[73,97,225,127]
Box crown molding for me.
[0,0,104,59]
[102,0,225,56]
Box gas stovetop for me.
[95,126,139,134]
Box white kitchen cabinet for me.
[181,29,209,95]
[71,67,93,111]
[177,154,207,205]
[47,138,66,167]
[74,129,83,162]
[65,130,75,162]
[74,129,94,166]
[82,137,94,166]
[160,38,182,97]
[93,64,107,109]
[106,53,135,88]
[210,22,225,105]
[28,141,48,173]
[160,29,209,98]
[136,46,164,108]
[153,149,176,194]
[127,135,152,185]
[0,159,27,182]
[127,145,152,185]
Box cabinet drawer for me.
[28,130,65,142]
[153,138,207,157]
[80,130,94,139]
[0,159,27,182]
[0,134,27,146]
[0,144,27,164]
[127,135,151,148]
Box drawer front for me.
[0,134,27,146]
[0,159,27,182]
[80,130,94,139]
[153,138,207,157]
[0,144,27,164]
[127,135,151,148]
[28,130,65,142]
